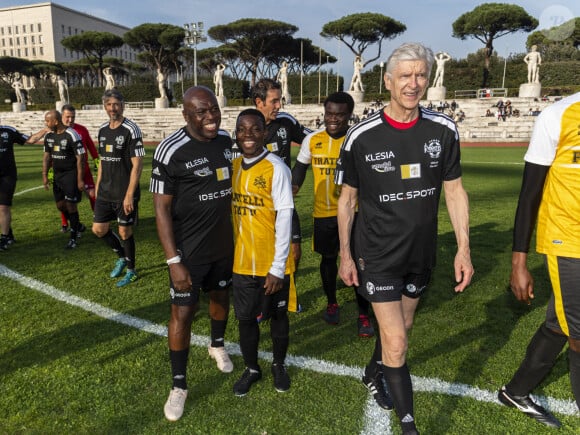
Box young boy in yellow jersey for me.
[231,108,294,396]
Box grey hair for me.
[102,89,124,104]
[385,42,435,78]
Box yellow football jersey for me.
[232,153,294,276]
[296,129,342,218]
[525,94,580,258]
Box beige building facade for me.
[0,2,137,63]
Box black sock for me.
[320,256,338,305]
[355,287,370,316]
[383,363,416,433]
[271,311,289,365]
[239,319,260,371]
[169,348,189,390]
[366,335,383,374]
[506,323,567,396]
[101,230,124,256]
[68,211,80,237]
[569,348,580,410]
[121,235,136,270]
[210,319,227,348]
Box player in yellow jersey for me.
[499,92,580,428]
[292,92,374,337]
[231,108,294,396]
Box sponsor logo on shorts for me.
[405,284,426,295]
[170,288,191,299]
[366,281,394,295]
[218,279,232,288]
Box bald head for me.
[44,109,64,132]
[182,86,221,142]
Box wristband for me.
[166,255,181,265]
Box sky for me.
[4,0,579,79]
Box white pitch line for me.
[14,185,44,196]
[1,264,578,432]
[461,161,524,165]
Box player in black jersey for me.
[0,122,47,250]
[251,78,311,309]
[41,110,85,249]
[151,86,234,422]
[336,43,474,435]
[92,90,145,287]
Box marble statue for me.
[349,56,364,92]
[11,74,25,103]
[213,63,225,97]
[57,76,68,103]
[276,61,289,97]
[103,67,115,90]
[432,51,451,87]
[524,45,542,84]
[157,68,167,99]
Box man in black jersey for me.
[0,122,47,250]
[251,78,310,274]
[42,110,85,249]
[336,43,474,435]
[151,86,234,422]
[92,90,145,287]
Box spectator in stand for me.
[454,110,465,123]
[504,100,512,117]
[485,109,493,117]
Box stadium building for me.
[0,2,137,64]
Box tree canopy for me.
[0,57,36,85]
[452,3,538,87]
[527,18,580,61]
[320,13,406,66]
[208,18,299,85]
[123,23,184,75]
[61,31,124,85]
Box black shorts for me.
[0,174,16,206]
[545,255,580,339]
[313,216,339,256]
[233,273,289,321]
[356,267,431,303]
[53,171,82,203]
[93,197,138,226]
[170,255,233,306]
[291,208,301,243]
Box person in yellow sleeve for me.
[498,92,580,428]
[231,108,294,396]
